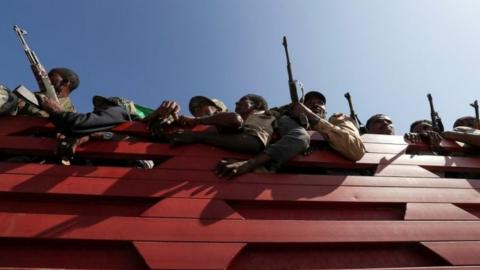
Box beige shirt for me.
[243,110,277,147]
[311,113,366,161]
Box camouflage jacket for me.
[16,96,76,117]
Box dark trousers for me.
[264,115,310,170]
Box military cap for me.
[304,91,326,104]
[189,96,228,115]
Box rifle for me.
[426,93,444,132]
[13,25,60,104]
[344,92,364,131]
[470,100,479,129]
[282,36,308,127]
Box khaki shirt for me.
[243,110,277,147]
[311,113,366,161]
[59,97,76,113]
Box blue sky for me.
[1,0,480,133]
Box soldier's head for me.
[235,94,268,118]
[304,91,326,119]
[366,114,395,135]
[48,68,80,98]
[410,120,433,133]
[453,116,476,128]
[189,96,227,117]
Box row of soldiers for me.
[1,65,479,178]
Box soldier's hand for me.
[404,132,422,144]
[38,94,62,113]
[290,102,312,118]
[57,137,81,165]
[426,130,443,152]
[31,65,47,77]
[215,159,254,180]
[143,100,180,124]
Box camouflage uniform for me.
[0,85,18,115]
[16,95,76,117]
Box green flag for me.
[134,104,154,119]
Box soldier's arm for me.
[291,102,365,161]
[318,114,366,161]
[180,112,244,130]
[49,106,128,134]
[443,128,480,148]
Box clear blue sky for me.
[2,0,480,133]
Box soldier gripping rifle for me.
[470,100,479,129]
[344,92,365,133]
[282,36,308,127]
[427,93,444,132]
[13,25,60,104]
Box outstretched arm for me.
[443,127,480,147]
[179,112,244,130]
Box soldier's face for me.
[235,97,255,115]
[195,102,218,117]
[412,122,433,133]
[369,116,395,135]
[49,72,68,97]
[304,97,326,119]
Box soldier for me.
[169,94,276,154]
[410,120,433,133]
[216,91,366,179]
[39,95,153,168]
[15,67,79,117]
[144,96,228,139]
[439,116,480,149]
[143,96,226,123]
[365,114,395,135]
[407,116,480,153]
[40,95,136,134]
[404,120,443,152]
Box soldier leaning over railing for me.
[216,91,366,179]
[39,95,154,168]
[165,94,276,155]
